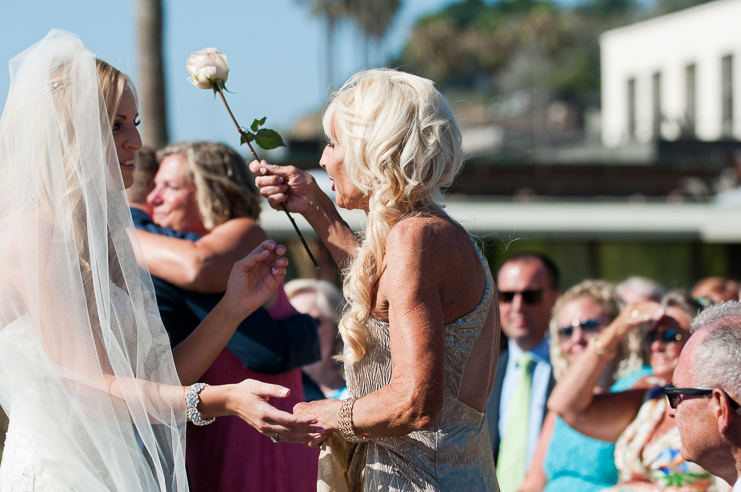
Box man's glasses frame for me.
[664,383,741,411]
[498,289,546,305]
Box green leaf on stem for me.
[254,128,285,150]
[251,117,267,132]
[240,131,257,146]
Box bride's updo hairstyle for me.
[323,68,464,363]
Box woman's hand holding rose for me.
[249,160,321,216]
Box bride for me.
[0,30,321,491]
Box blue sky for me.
[0,0,453,148]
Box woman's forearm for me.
[137,230,218,289]
[547,325,622,418]
[352,382,444,437]
[303,379,443,442]
[303,191,359,270]
[136,220,267,293]
[171,298,244,385]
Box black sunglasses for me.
[664,383,741,410]
[498,289,545,305]
[646,329,683,344]
[558,319,602,339]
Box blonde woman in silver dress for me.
[252,69,500,491]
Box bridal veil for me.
[0,30,188,491]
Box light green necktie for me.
[496,354,536,492]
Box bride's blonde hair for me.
[324,69,463,363]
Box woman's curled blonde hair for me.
[325,68,464,363]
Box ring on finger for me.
[270,432,281,443]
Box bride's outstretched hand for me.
[227,379,325,444]
[221,239,288,320]
[249,160,319,215]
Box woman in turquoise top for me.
[521,280,649,492]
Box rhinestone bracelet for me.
[185,382,216,426]
[338,397,368,443]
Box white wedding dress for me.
[0,285,152,491]
[0,314,85,490]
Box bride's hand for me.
[226,379,325,444]
[221,239,287,321]
[249,160,321,215]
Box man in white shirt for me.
[667,302,741,491]
[486,253,561,492]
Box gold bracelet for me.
[338,397,369,443]
[588,335,616,358]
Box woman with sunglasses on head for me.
[548,291,716,492]
[520,280,648,492]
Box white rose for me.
[186,48,229,90]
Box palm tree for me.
[296,0,351,92]
[347,0,401,67]
[136,0,169,149]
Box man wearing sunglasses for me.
[485,253,561,492]
[667,302,741,491]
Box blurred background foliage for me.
[395,0,711,106]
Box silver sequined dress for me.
[342,240,499,491]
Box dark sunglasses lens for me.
[581,320,601,332]
[498,292,515,303]
[664,330,680,342]
[521,290,543,304]
[666,394,679,409]
[648,330,681,343]
[558,326,574,338]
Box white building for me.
[601,0,741,148]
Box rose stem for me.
[216,88,320,270]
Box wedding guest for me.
[548,291,716,491]
[255,68,500,490]
[693,277,740,304]
[132,141,320,492]
[668,302,741,491]
[616,276,665,304]
[129,145,319,372]
[486,252,561,492]
[520,280,648,492]
[285,279,349,402]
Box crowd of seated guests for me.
[131,145,740,492]
[521,280,649,492]
[482,248,740,492]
